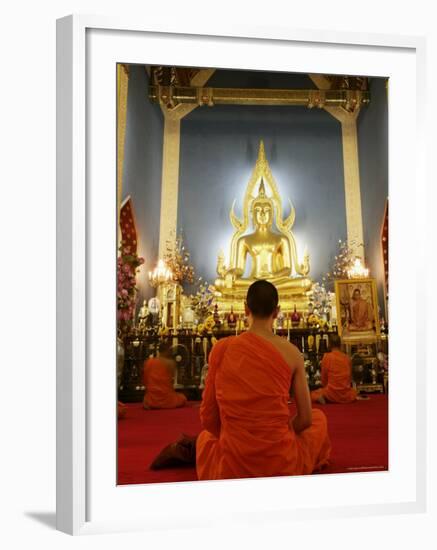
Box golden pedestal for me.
[215,282,312,316]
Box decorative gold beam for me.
[149,85,369,112]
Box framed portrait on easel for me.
[334,278,380,339]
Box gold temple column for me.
[159,116,182,255]
[117,64,129,224]
[340,115,364,258]
[309,75,365,260]
[158,69,216,257]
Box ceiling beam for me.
[148,85,369,112]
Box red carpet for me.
[117,395,388,485]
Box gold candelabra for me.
[347,257,369,279]
[148,259,173,287]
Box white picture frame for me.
[56,14,427,535]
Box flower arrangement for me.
[164,232,195,285]
[190,282,215,321]
[318,317,328,329]
[310,282,331,315]
[195,315,216,335]
[307,313,322,328]
[204,315,216,332]
[117,242,144,337]
[322,239,364,288]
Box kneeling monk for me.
[143,342,187,410]
[196,280,331,481]
[311,334,357,404]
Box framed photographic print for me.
[56,14,427,536]
[335,278,381,338]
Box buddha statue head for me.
[251,180,274,229]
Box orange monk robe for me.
[311,350,357,404]
[196,333,331,481]
[143,357,187,409]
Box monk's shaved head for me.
[246,280,279,319]
[159,340,173,356]
[329,333,342,350]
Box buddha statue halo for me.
[214,140,313,313]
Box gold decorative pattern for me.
[190,68,216,87]
[149,85,369,110]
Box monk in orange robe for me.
[196,280,331,481]
[143,342,187,410]
[311,334,357,404]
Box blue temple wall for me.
[357,77,389,318]
[122,65,164,306]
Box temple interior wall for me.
[121,66,388,316]
[178,104,346,294]
[122,65,164,306]
[357,77,389,316]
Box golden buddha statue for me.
[214,141,313,314]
